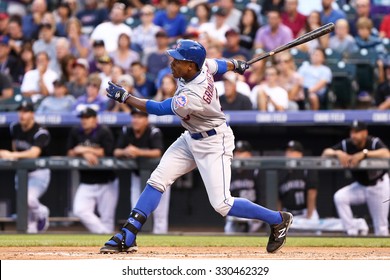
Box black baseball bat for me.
[247,22,335,65]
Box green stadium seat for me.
[325,48,343,65]
[290,48,309,68]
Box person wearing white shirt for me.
[20,52,58,104]
[90,2,132,53]
[198,7,230,46]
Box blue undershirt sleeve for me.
[215,59,228,75]
[145,98,175,116]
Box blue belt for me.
[190,128,217,140]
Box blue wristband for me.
[215,59,228,74]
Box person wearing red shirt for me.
[281,0,306,38]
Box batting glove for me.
[230,59,249,75]
[106,81,131,103]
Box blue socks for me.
[227,198,282,225]
[134,184,163,217]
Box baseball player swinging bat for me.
[247,22,335,65]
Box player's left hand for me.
[106,81,131,103]
[231,59,249,75]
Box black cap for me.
[286,140,303,153]
[17,101,34,112]
[225,28,239,37]
[53,78,67,87]
[350,120,367,132]
[235,140,252,152]
[93,39,105,47]
[77,107,97,118]
[131,108,149,117]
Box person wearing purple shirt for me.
[254,9,293,52]
[72,73,107,113]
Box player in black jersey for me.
[0,101,51,233]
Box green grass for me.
[0,234,389,248]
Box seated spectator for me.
[0,72,14,102]
[132,5,161,54]
[355,17,386,54]
[72,73,107,113]
[20,51,58,104]
[153,0,187,43]
[96,55,114,96]
[36,79,75,113]
[144,30,170,82]
[88,40,107,74]
[328,19,358,57]
[213,0,242,30]
[297,48,332,110]
[349,0,380,37]
[375,64,390,110]
[198,7,230,47]
[109,33,140,73]
[379,14,390,38]
[130,61,157,99]
[154,74,177,101]
[7,15,27,57]
[0,35,23,84]
[22,0,47,41]
[244,50,266,90]
[238,8,260,51]
[19,43,35,83]
[222,28,251,61]
[52,37,71,75]
[219,72,252,111]
[76,0,109,36]
[276,52,305,110]
[59,54,76,84]
[257,66,292,112]
[254,9,293,52]
[186,2,211,34]
[66,17,89,59]
[320,0,346,25]
[282,0,307,39]
[297,11,329,53]
[55,2,72,37]
[67,58,89,99]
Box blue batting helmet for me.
[167,39,206,69]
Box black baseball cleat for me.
[99,232,138,254]
[266,212,293,253]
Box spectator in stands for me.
[153,0,187,43]
[36,78,75,113]
[72,73,107,113]
[59,53,76,83]
[328,18,358,57]
[198,7,230,47]
[67,58,89,99]
[214,0,242,30]
[7,15,26,57]
[219,72,252,110]
[52,37,71,75]
[224,140,262,234]
[67,107,118,234]
[76,0,109,36]
[63,0,78,17]
[375,63,390,110]
[66,17,89,59]
[0,101,51,233]
[19,43,35,82]
[322,120,390,236]
[0,72,14,102]
[109,33,140,73]
[257,66,291,112]
[0,12,9,37]
[379,14,390,38]
[186,2,211,34]
[355,17,386,54]
[90,2,132,53]
[261,0,284,16]
[298,48,332,110]
[20,51,58,104]
[132,5,161,54]
[349,0,380,37]
[320,0,345,26]
[276,52,305,110]
[277,140,319,221]
[54,2,72,37]
[254,9,293,52]
[144,30,170,82]
[96,55,114,96]
[297,11,329,53]
[238,8,260,51]
[109,74,137,112]
[0,35,23,84]
[88,40,107,74]
[282,0,306,39]
[32,14,59,71]
[154,74,177,101]
[22,0,47,41]
[130,61,157,99]
[222,28,251,61]
[114,109,169,234]
[244,50,266,90]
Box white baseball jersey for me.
[147,59,235,216]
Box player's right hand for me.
[106,81,130,103]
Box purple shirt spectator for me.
[255,24,293,52]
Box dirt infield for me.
[1,246,390,260]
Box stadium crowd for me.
[0,0,389,112]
